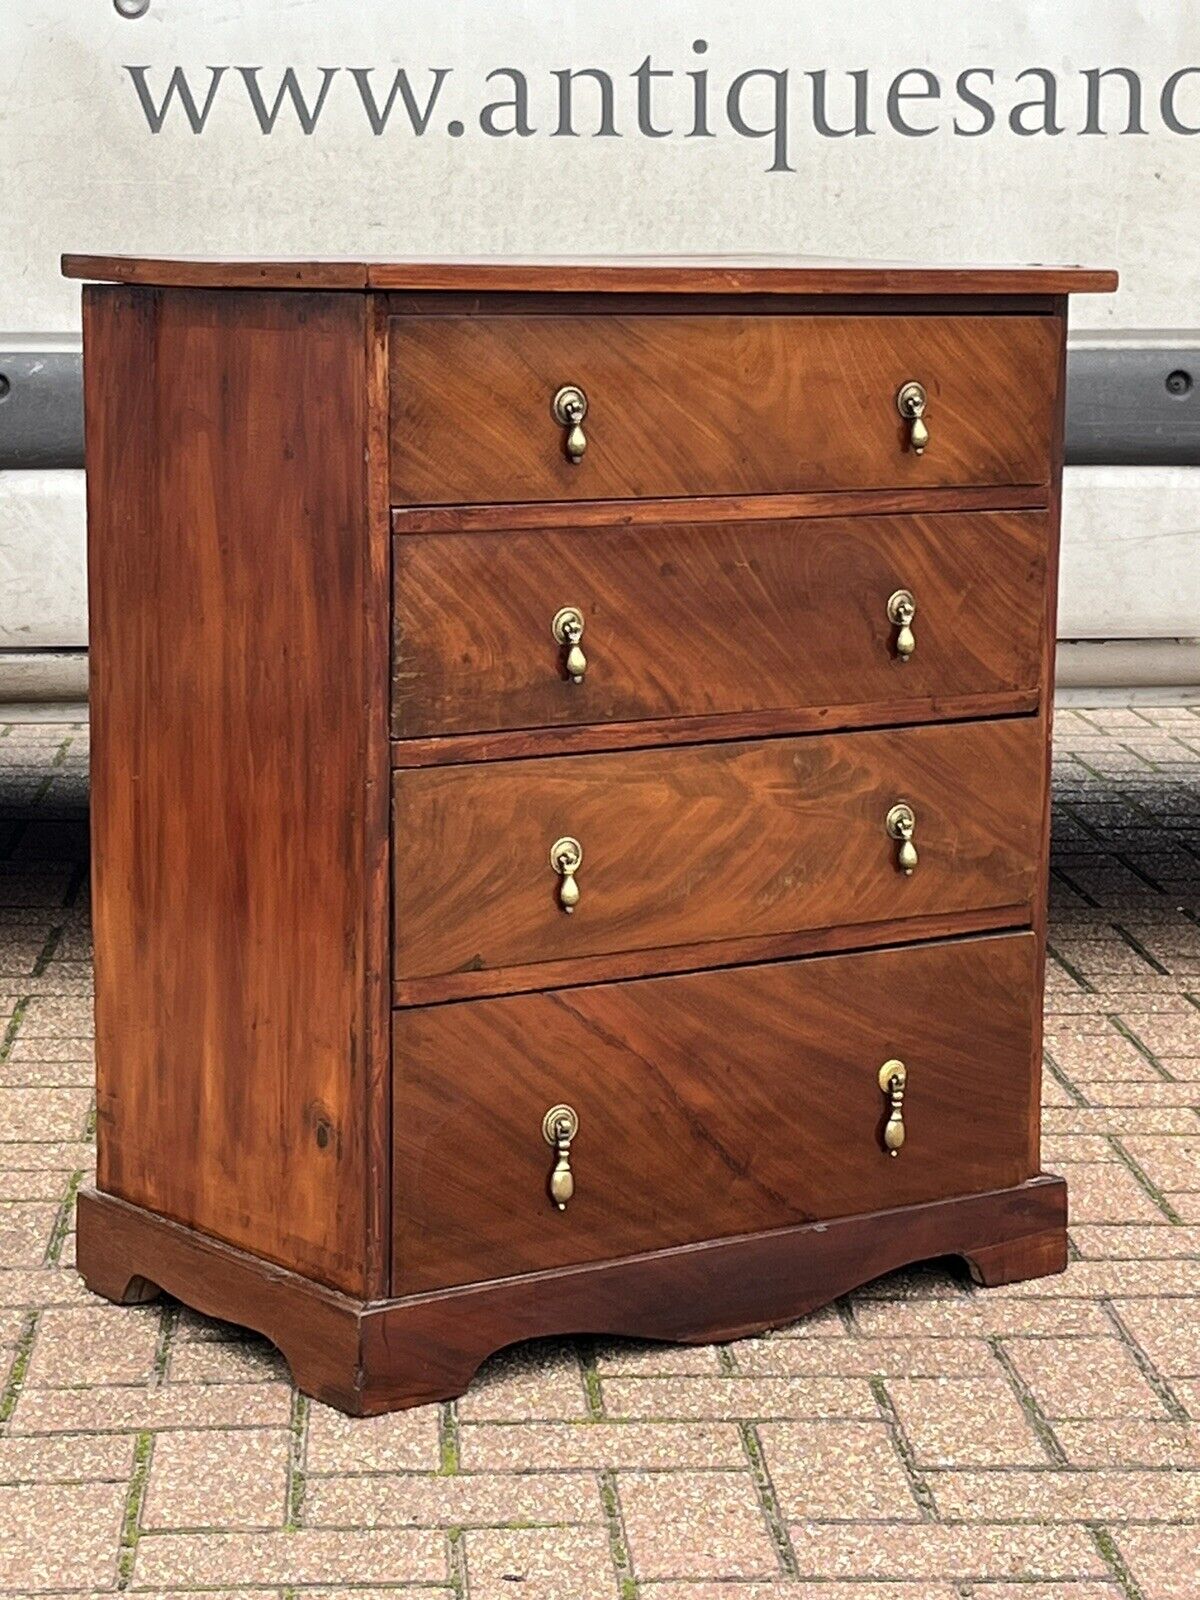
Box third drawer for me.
[392,716,1044,993]
[393,511,1048,740]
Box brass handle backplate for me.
[542,1103,579,1209]
[878,1059,907,1156]
[885,802,918,875]
[553,384,588,463]
[896,381,929,455]
[887,589,916,662]
[552,606,587,683]
[551,836,583,913]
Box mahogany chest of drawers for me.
[65,253,1116,1414]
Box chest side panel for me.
[85,285,381,1295]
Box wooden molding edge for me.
[391,909,1034,1007]
[78,1178,1066,1415]
[391,695,1042,769]
[390,485,1051,533]
[61,255,1117,297]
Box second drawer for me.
[392,716,1043,988]
[392,511,1048,740]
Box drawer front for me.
[393,512,1047,739]
[388,314,1058,505]
[393,932,1038,1292]
[392,717,1043,984]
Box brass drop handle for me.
[885,802,918,875]
[887,589,916,662]
[553,384,589,464]
[552,606,587,683]
[878,1059,907,1156]
[896,381,929,455]
[543,1103,579,1209]
[551,836,583,913]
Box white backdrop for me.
[4,1,1199,331]
[2,2,1199,685]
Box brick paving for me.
[1,707,1198,1598]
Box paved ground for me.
[1,709,1199,1600]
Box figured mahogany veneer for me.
[389,314,1058,504]
[392,718,1044,992]
[394,934,1039,1293]
[69,254,1114,1412]
[393,511,1048,739]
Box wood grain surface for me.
[361,293,395,1297]
[77,1175,1067,1414]
[392,511,1048,738]
[83,286,387,1295]
[389,693,1042,774]
[62,252,1117,297]
[392,932,1038,1292]
[391,906,1030,1007]
[389,314,1058,504]
[392,717,1043,985]
[391,484,1050,533]
[1028,298,1071,1161]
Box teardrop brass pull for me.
[552,384,588,464]
[551,836,583,913]
[542,1103,579,1209]
[887,589,916,662]
[878,1059,907,1156]
[552,606,587,683]
[885,802,918,875]
[896,381,929,455]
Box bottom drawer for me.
[392,932,1039,1294]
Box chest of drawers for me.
[65,253,1116,1414]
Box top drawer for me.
[389,314,1059,505]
